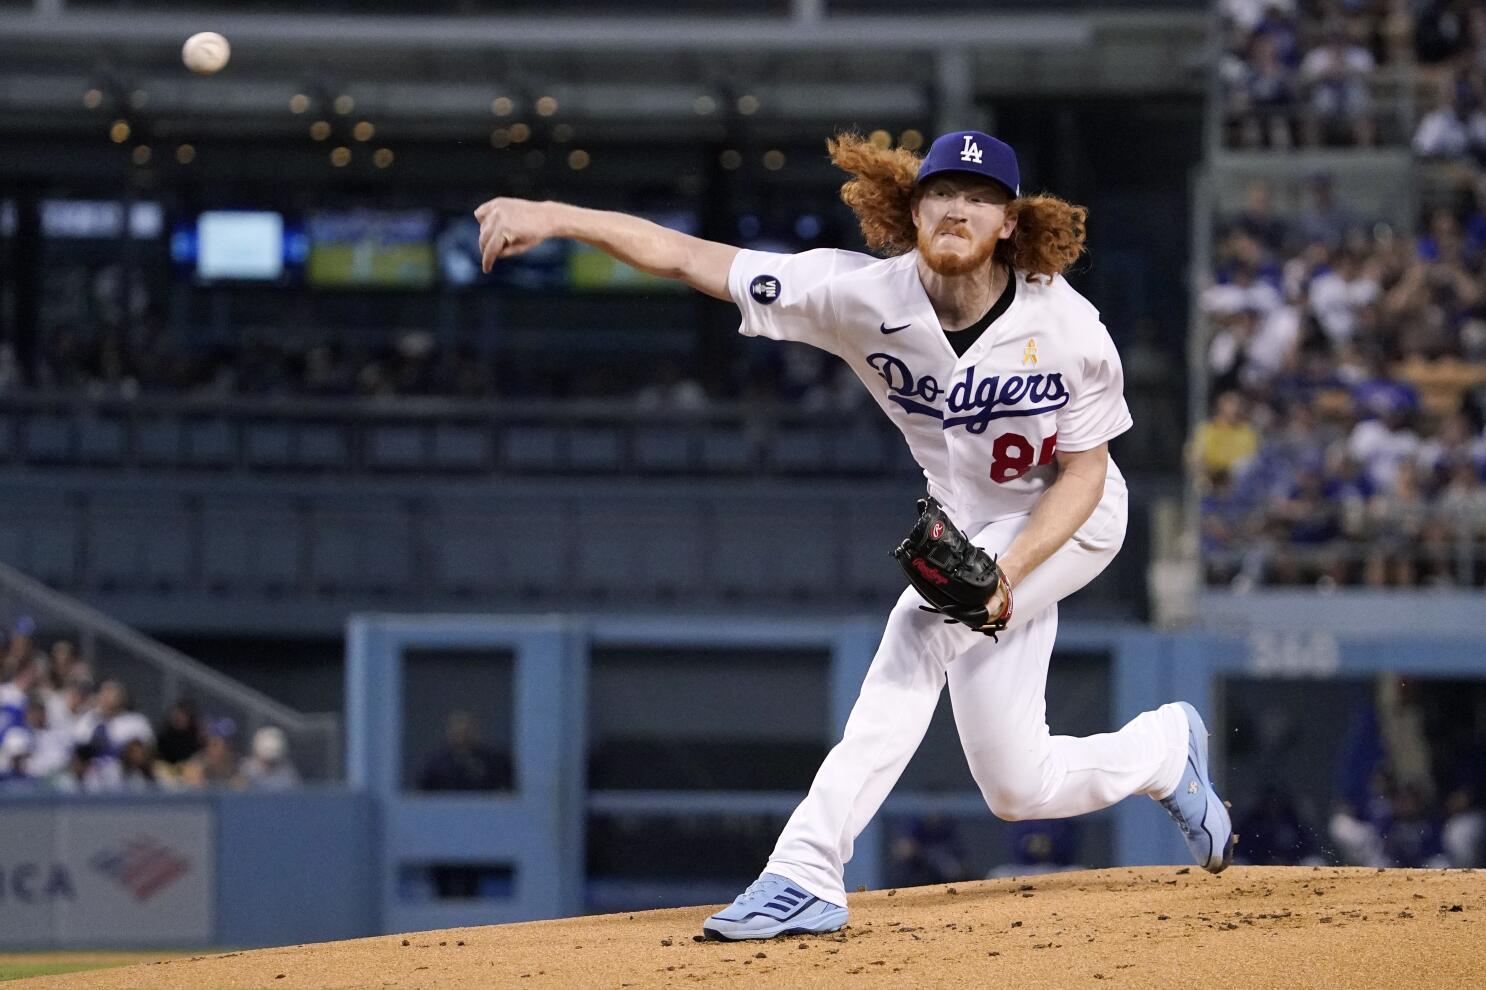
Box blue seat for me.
[700,429,751,471]
[78,418,126,465]
[432,425,488,470]
[574,499,704,598]
[31,509,80,587]
[710,496,837,600]
[134,419,183,465]
[201,498,303,592]
[0,515,25,567]
[844,501,910,599]
[297,424,350,469]
[503,427,560,471]
[23,415,72,463]
[245,423,294,467]
[770,430,830,471]
[565,429,622,471]
[429,498,562,597]
[829,426,888,473]
[887,440,920,474]
[368,426,425,469]
[87,499,190,590]
[311,501,412,594]
[0,501,78,587]
[634,428,691,471]
[184,419,235,467]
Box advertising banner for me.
[0,808,55,945]
[0,804,213,947]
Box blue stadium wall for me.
[5,610,1482,949]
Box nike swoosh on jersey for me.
[879,322,911,334]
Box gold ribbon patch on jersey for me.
[1022,338,1038,367]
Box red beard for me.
[917,223,998,276]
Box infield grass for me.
[0,952,190,983]
[0,961,127,981]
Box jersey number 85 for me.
[990,432,1057,483]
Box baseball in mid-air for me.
[182,32,231,75]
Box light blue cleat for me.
[1158,702,1236,874]
[702,873,849,941]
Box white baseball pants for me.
[765,475,1189,906]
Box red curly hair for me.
[826,131,1088,282]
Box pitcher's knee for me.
[982,782,1046,822]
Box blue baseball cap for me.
[916,130,1020,198]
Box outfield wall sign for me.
[0,805,213,946]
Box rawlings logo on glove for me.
[892,496,1012,639]
[910,557,951,586]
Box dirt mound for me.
[14,867,1483,989]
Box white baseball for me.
[182,32,231,75]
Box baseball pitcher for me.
[473,129,1234,942]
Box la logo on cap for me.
[917,129,1021,198]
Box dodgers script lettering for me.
[866,353,1069,433]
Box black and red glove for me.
[892,497,1012,639]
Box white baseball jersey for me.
[728,248,1133,535]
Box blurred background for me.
[0,0,1483,950]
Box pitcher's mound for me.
[14,867,1483,989]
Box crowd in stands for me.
[0,617,300,792]
[1221,0,1413,149]
[1223,0,1486,151]
[24,329,505,403]
[1411,3,1486,163]
[15,312,864,412]
[1196,172,1486,586]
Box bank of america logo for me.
[90,835,191,901]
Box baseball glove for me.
[892,496,1013,639]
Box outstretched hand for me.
[474,198,560,273]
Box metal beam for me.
[0,73,928,126]
[0,11,1099,52]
